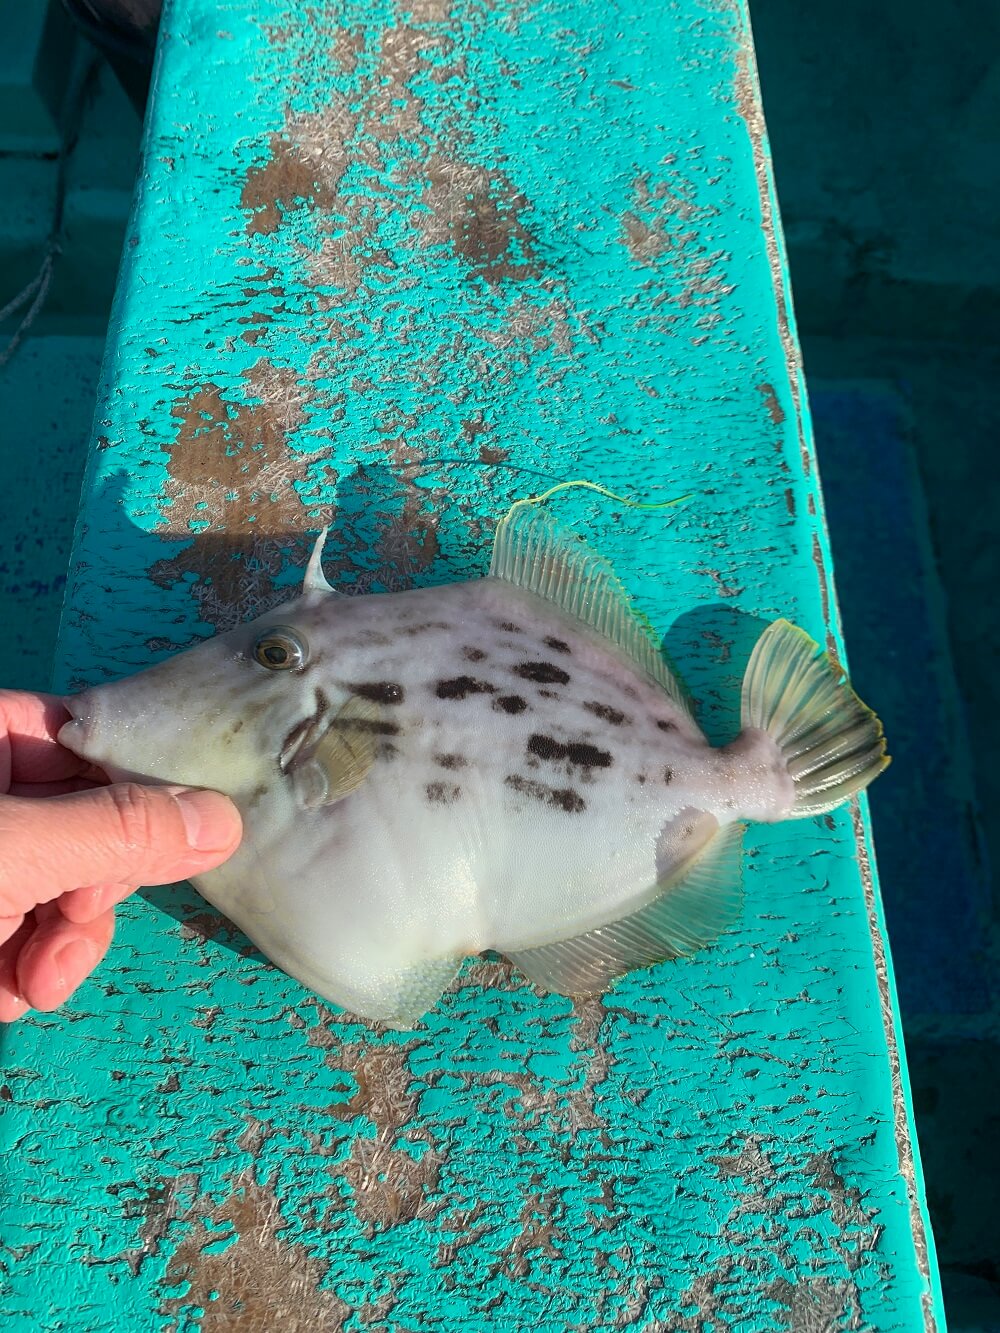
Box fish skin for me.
[57,574,790,1021]
[57,513,886,1024]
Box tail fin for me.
[742,619,889,817]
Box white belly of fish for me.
[198,706,678,1021]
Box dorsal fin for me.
[490,503,694,719]
[303,528,336,597]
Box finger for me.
[0,918,32,1022]
[0,913,24,947]
[0,784,242,916]
[9,777,106,799]
[16,909,116,1013]
[0,691,95,787]
[58,882,136,924]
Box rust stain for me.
[241,133,345,236]
[406,0,457,20]
[159,1171,351,1331]
[850,801,936,1327]
[502,1188,566,1278]
[311,1038,447,1234]
[619,170,730,315]
[757,381,786,426]
[150,362,333,628]
[338,1134,444,1232]
[330,27,363,74]
[323,1041,422,1134]
[811,531,831,627]
[417,157,541,283]
[240,15,540,300]
[731,42,810,479]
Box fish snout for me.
[57,692,102,761]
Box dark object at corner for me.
[61,0,163,112]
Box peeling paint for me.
[159,1172,352,1331]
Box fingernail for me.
[54,938,99,993]
[169,788,240,852]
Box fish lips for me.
[57,695,96,760]
[57,694,137,784]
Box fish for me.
[57,503,889,1026]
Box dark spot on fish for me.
[539,689,559,700]
[527,733,613,770]
[349,681,404,705]
[330,716,400,736]
[494,694,527,715]
[544,636,571,655]
[435,752,468,770]
[683,824,694,838]
[349,628,392,647]
[462,646,487,662]
[436,676,496,701]
[426,781,461,805]
[505,774,585,814]
[657,719,677,732]
[404,620,452,635]
[493,619,523,633]
[584,701,629,727]
[230,719,245,736]
[663,766,673,784]
[637,773,647,785]
[248,781,268,805]
[527,734,561,762]
[514,661,571,686]
[377,740,400,761]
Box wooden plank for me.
[1,0,943,1328]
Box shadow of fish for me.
[59,505,888,1026]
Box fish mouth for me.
[57,698,92,760]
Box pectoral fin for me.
[291,694,379,810]
[506,816,745,996]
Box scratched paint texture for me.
[0,0,942,1329]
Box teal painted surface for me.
[1,0,942,1329]
[0,336,105,690]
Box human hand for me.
[0,689,242,1021]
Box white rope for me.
[0,55,100,372]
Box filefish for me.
[57,504,888,1025]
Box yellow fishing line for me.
[504,478,692,522]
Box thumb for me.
[0,784,243,916]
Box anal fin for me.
[507,819,745,997]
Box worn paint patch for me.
[149,364,333,628]
[159,1172,351,1330]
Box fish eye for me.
[252,627,309,672]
